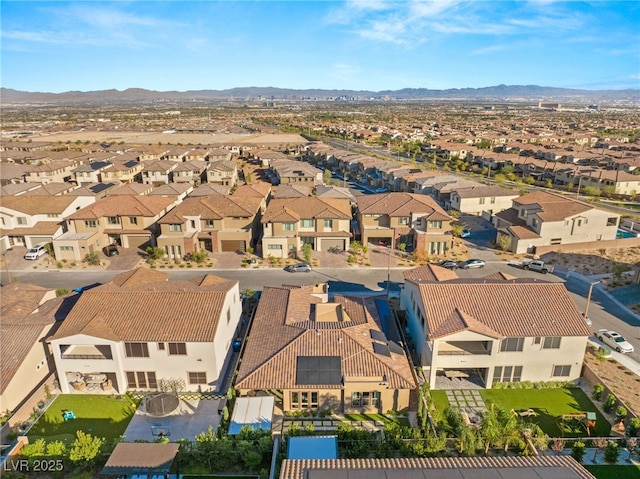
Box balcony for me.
[437,341,492,356]
[60,344,113,360]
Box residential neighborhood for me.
[1,99,639,478]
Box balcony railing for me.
[61,353,113,360]
[438,349,491,356]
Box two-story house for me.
[72,161,113,186]
[172,160,208,185]
[141,160,178,186]
[101,159,143,184]
[449,185,519,217]
[53,195,176,261]
[206,160,238,187]
[356,193,452,255]
[269,159,322,186]
[0,195,95,252]
[156,195,263,258]
[493,191,621,254]
[235,285,416,413]
[261,197,352,258]
[400,265,591,389]
[48,268,242,394]
[25,160,78,184]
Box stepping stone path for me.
[447,390,487,416]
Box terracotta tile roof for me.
[356,193,450,219]
[402,264,458,282]
[279,455,596,479]
[274,184,311,198]
[148,183,192,196]
[0,221,61,236]
[412,280,592,340]
[453,185,518,198]
[67,195,174,219]
[235,287,415,391]
[512,191,593,221]
[262,198,352,223]
[157,195,261,223]
[233,182,271,198]
[106,183,154,196]
[481,271,519,281]
[190,183,231,196]
[0,195,80,215]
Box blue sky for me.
[2,1,639,93]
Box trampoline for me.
[144,393,180,417]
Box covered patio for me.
[101,442,180,478]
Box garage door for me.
[321,239,345,251]
[221,240,246,252]
[128,235,151,249]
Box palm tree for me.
[499,408,524,454]
[480,404,504,455]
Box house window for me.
[479,198,486,205]
[301,219,314,228]
[84,220,98,228]
[107,216,120,225]
[190,220,196,229]
[283,223,295,231]
[188,372,207,385]
[543,337,561,349]
[552,365,571,377]
[205,219,214,228]
[399,217,409,225]
[17,217,27,225]
[125,342,149,358]
[227,308,231,324]
[60,246,73,251]
[550,238,562,245]
[607,217,618,226]
[47,213,58,218]
[427,221,442,229]
[158,343,165,350]
[324,219,333,228]
[533,337,541,345]
[490,197,496,204]
[493,366,523,383]
[168,342,187,355]
[129,216,138,225]
[126,371,157,389]
[290,391,318,410]
[169,224,182,232]
[267,244,283,250]
[351,391,381,408]
[500,337,524,352]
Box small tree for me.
[571,441,586,462]
[146,246,165,260]
[627,417,640,437]
[189,250,208,264]
[604,441,620,464]
[497,234,512,252]
[592,383,605,400]
[603,394,617,413]
[69,431,104,467]
[302,243,313,263]
[615,406,628,422]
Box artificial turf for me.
[584,465,640,479]
[27,394,139,444]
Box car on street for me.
[460,228,471,238]
[285,263,312,273]
[104,244,119,257]
[459,258,486,269]
[439,260,458,269]
[596,329,634,353]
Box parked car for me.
[460,228,471,238]
[459,258,486,269]
[285,263,312,273]
[24,242,47,260]
[104,244,119,257]
[374,187,388,193]
[439,260,458,270]
[596,329,634,353]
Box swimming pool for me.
[617,229,639,239]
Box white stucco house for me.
[48,268,242,394]
[400,265,591,389]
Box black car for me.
[104,245,119,257]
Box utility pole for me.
[584,280,601,321]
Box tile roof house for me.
[0,284,76,412]
[0,195,95,253]
[190,183,232,196]
[49,268,241,394]
[269,159,322,186]
[279,455,596,479]
[25,160,78,184]
[206,160,238,187]
[172,160,208,185]
[261,197,352,258]
[53,195,176,261]
[235,285,416,413]
[101,158,143,184]
[400,266,591,389]
[448,185,520,216]
[72,160,113,186]
[356,193,452,255]
[156,195,263,257]
[493,191,621,254]
[140,160,178,185]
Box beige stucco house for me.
[449,185,519,216]
[206,160,238,187]
[493,191,620,254]
[235,285,416,413]
[400,265,591,389]
[261,197,352,258]
[49,268,242,394]
[356,193,452,255]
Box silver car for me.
[596,329,634,353]
[459,259,486,269]
[285,263,312,273]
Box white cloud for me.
[470,44,508,55]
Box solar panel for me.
[296,356,342,385]
[370,329,387,342]
[388,340,405,355]
[373,342,391,357]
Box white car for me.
[596,329,634,353]
[24,242,47,260]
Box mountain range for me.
[2,85,639,104]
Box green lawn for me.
[480,388,611,437]
[584,465,640,479]
[28,394,139,444]
[430,390,450,420]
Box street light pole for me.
[584,280,601,321]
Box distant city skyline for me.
[2,1,639,93]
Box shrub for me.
[603,394,617,413]
[592,383,605,401]
[55,288,70,297]
[83,251,101,266]
[604,441,620,464]
[571,441,586,462]
[189,250,208,264]
[627,417,640,437]
[145,246,165,260]
[615,406,628,422]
